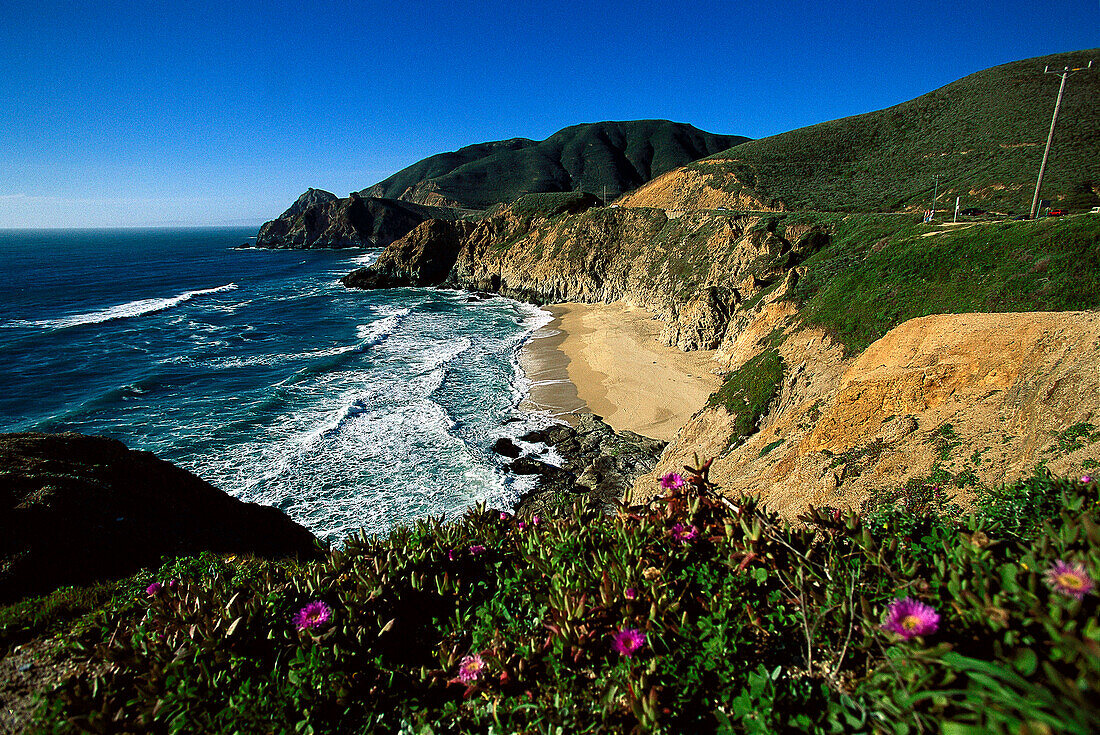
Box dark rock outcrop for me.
[492,438,522,459]
[340,219,476,289]
[512,414,665,517]
[256,189,470,250]
[0,433,322,603]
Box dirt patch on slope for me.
[636,311,1100,517]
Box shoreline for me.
[519,302,722,442]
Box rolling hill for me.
[619,49,1100,214]
[361,120,748,208]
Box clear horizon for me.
[1,0,1096,228]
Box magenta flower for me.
[1044,559,1095,600]
[469,544,486,555]
[499,512,509,521]
[670,523,700,543]
[881,597,939,640]
[293,600,333,631]
[611,628,646,658]
[1082,475,1093,484]
[624,587,638,600]
[532,515,541,526]
[447,549,458,561]
[659,472,686,490]
[517,521,527,531]
[145,582,163,596]
[457,653,485,683]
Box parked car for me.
[1090,206,1100,214]
[1049,209,1068,216]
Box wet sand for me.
[519,302,722,441]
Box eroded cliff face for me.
[342,201,1100,522]
[636,311,1100,518]
[344,201,828,357]
[616,162,783,212]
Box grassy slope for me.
[361,138,537,200]
[369,120,749,209]
[686,49,1099,213]
[786,212,1100,353]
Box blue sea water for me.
[0,227,555,542]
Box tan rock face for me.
[433,206,824,351]
[636,311,1100,519]
[617,164,782,212]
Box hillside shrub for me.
[31,467,1099,733]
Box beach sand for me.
[519,302,722,441]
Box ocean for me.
[0,227,555,543]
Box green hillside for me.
[364,120,748,209]
[686,49,1099,214]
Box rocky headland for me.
[0,433,321,604]
[255,188,474,249]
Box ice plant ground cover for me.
[23,470,1100,733]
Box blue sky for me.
[0,0,1096,228]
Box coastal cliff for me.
[343,193,828,354]
[343,198,1100,518]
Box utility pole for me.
[930,175,940,220]
[1030,60,1092,219]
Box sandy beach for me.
[519,302,722,441]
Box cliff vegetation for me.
[21,469,1100,733]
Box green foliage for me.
[509,191,600,219]
[27,468,1100,734]
[788,212,1100,353]
[0,582,119,653]
[707,348,784,449]
[1052,422,1100,454]
[696,49,1099,214]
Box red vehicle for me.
[1049,209,1068,216]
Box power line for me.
[1029,60,1093,219]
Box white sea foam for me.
[11,284,238,330]
[349,250,382,267]
[355,313,403,344]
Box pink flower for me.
[532,515,541,525]
[469,544,486,555]
[881,597,939,640]
[670,523,699,543]
[517,521,527,531]
[457,653,485,683]
[1044,559,1095,600]
[659,472,685,490]
[1082,475,1093,483]
[624,588,638,600]
[611,628,646,658]
[447,549,457,561]
[293,600,332,631]
[500,512,509,521]
[145,582,163,596]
